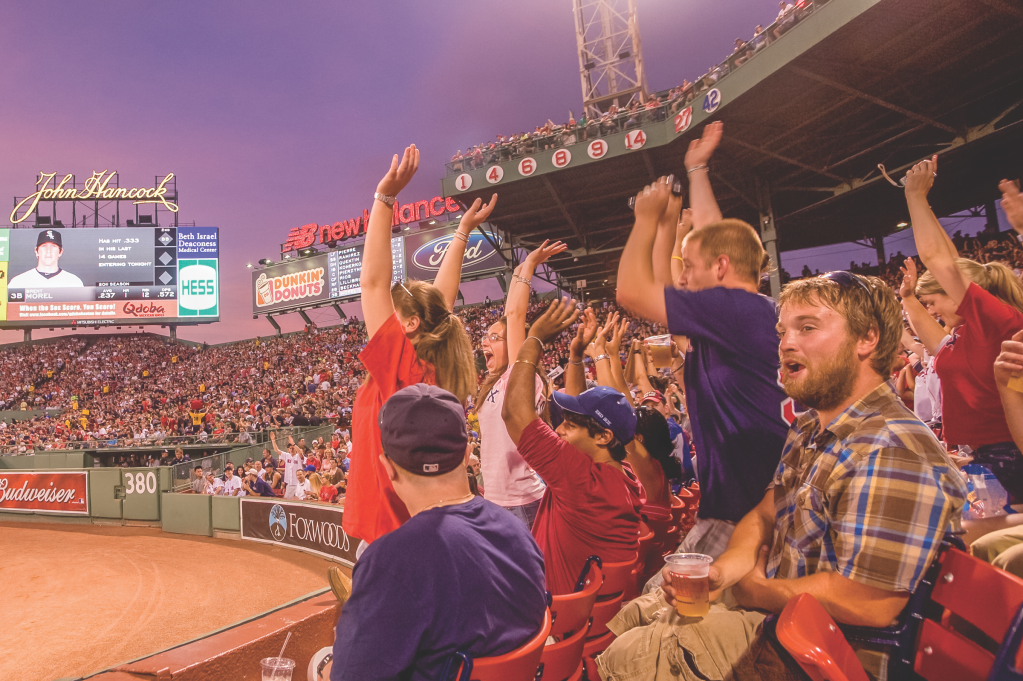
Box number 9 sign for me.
[125,471,158,494]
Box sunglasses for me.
[821,270,872,294]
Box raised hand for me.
[904,155,937,200]
[569,307,598,357]
[633,177,672,225]
[607,315,626,356]
[525,240,569,267]
[994,330,1023,388]
[658,192,684,234]
[684,121,723,170]
[899,257,919,299]
[376,145,420,196]
[529,298,582,345]
[1001,180,1023,235]
[459,193,498,233]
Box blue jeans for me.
[504,499,541,531]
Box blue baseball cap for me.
[551,385,636,445]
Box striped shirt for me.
[768,381,966,591]
[767,381,967,679]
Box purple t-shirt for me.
[665,287,793,522]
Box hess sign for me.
[282,196,463,253]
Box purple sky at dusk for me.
[0,1,992,345]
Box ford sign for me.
[404,227,503,281]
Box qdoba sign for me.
[240,498,358,566]
[0,472,89,514]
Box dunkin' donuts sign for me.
[252,254,329,312]
[0,472,89,514]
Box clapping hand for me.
[899,257,919,299]
[570,307,598,357]
[459,194,498,233]
[904,155,937,199]
[529,298,582,345]
[633,177,673,224]
[685,121,723,170]
[525,240,568,268]
[377,145,420,197]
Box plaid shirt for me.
[767,381,967,593]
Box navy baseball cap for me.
[552,385,637,445]
[36,229,62,249]
[379,384,467,476]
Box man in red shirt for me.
[503,299,643,595]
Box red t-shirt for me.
[517,419,644,595]
[342,313,435,544]
[935,283,1023,446]
[319,484,338,503]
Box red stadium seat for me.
[775,593,869,681]
[539,621,588,681]
[776,548,1023,681]
[636,522,659,585]
[445,609,552,681]
[581,554,638,666]
[551,560,602,639]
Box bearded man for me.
[595,272,967,681]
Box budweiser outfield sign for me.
[0,472,89,514]
[240,498,357,566]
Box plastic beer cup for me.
[664,553,712,617]
[260,657,295,681]
[645,334,674,369]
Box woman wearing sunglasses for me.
[342,145,492,549]
[902,156,1023,531]
[476,239,566,528]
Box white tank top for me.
[477,368,547,507]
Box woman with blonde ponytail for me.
[903,159,1023,517]
[342,145,495,548]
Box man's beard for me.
[781,338,858,413]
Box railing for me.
[171,452,227,492]
[445,0,826,176]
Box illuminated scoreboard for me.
[0,227,220,328]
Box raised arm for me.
[584,315,618,390]
[617,179,671,324]
[653,193,684,286]
[508,240,567,362]
[685,122,724,229]
[1000,179,1023,236]
[671,209,693,286]
[269,430,284,455]
[905,156,969,306]
[604,315,631,396]
[899,258,947,355]
[434,194,497,311]
[502,299,580,443]
[361,145,420,338]
[995,330,1023,451]
[565,308,597,396]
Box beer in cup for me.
[665,553,712,617]
[646,334,674,369]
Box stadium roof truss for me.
[441,0,1023,299]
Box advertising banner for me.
[0,471,89,514]
[0,226,219,328]
[240,498,358,566]
[403,226,504,282]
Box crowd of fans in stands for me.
[449,0,822,174]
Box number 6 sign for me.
[518,158,536,177]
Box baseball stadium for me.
[4,0,1023,680]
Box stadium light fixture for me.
[896,222,908,228]
[258,258,275,266]
[246,263,252,268]
[428,220,436,225]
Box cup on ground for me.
[260,656,296,681]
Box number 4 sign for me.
[624,129,647,150]
[485,165,504,184]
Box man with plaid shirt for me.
[596,273,967,681]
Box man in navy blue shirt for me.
[242,468,276,497]
[618,121,793,563]
[329,384,547,681]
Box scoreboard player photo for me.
[8,229,85,288]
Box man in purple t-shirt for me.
[617,122,795,566]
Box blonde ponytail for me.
[391,281,476,404]
[916,258,1023,314]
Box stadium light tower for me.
[573,0,648,118]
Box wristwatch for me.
[374,192,396,207]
